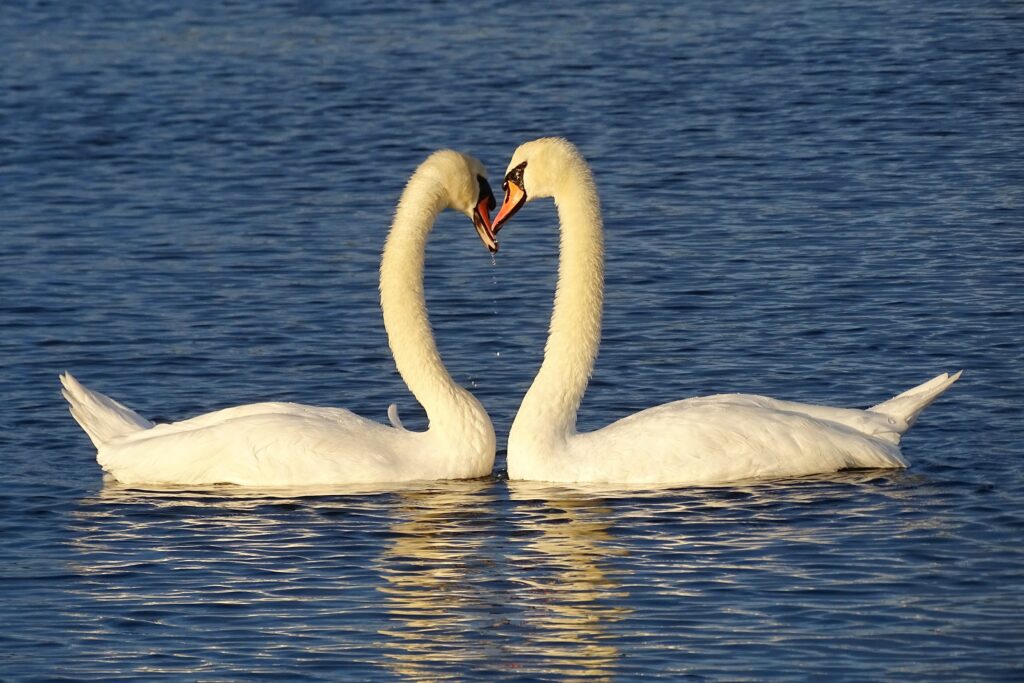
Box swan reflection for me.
[373,479,500,681]
[506,482,632,681]
[68,479,503,679]
[63,470,930,679]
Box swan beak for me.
[473,198,499,254]
[492,179,526,234]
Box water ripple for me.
[3,0,1023,679]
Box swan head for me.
[419,150,499,253]
[492,137,584,232]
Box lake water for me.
[2,0,1022,679]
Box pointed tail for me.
[869,370,962,433]
[60,372,153,448]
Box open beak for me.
[472,196,499,254]
[492,179,526,234]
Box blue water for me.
[3,0,1023,679]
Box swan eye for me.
[476,175,496,211]
[504,161,527,189]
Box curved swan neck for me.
[514,156,604,442]
[379,173,487,439]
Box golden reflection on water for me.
[63,471,930,679]
[71,479,507,678]
[373,480,499,681]
[506,482,632,682]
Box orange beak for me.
[472,196,498,253]
[492,179,526,234]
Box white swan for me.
[61,150,499,487]
[491,137,961,485]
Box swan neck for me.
[379,175,488,441]
[514,164,604,444]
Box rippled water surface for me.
[2,1,1022,680]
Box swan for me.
[61,150,500,487]
[491,137,961,485]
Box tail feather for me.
[870,370,962,431]
[60,372,153,448]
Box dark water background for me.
[2,1,1022,679]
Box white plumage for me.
[491,137,961,485]
[61,150,497,487]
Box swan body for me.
[492,137,961,485]
[62,150,499,487]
